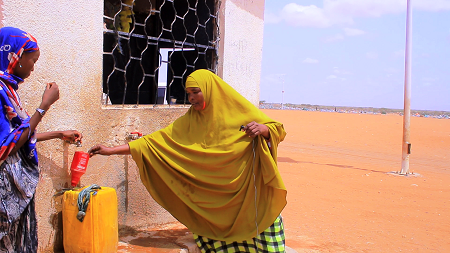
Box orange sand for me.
[264,109,450,253]
[117,109,449,253]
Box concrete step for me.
[117,222,298,253]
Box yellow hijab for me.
[129,69,287,241]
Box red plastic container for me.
[70,151,89,187]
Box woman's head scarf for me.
[129,69,287,241]
[0,27,39,89]
[0,27,39,166]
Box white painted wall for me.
[219,0,265,106]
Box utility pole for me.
[280,74,285,110]
[282,79,285,110]
[400,0,412,175]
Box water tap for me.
[69,140,82,147]
[127,132,143,140]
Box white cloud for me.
[333,67,352,75]
[327,0,450,16]
[343,27,366,36]
[303,58,319,64]
[280,3,331,28]
[366,52,378,59]
[324,33,344,43]
[322,28,365,43]
[326,74,346,81]
[328,67,349,81]
[324,0,406,19]
[269,0,450,28]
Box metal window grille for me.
[103,0,220,106]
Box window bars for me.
[103,0,220,106]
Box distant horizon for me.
[259,101,450,114]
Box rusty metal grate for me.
[103,0,220,106]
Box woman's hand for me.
[39,82,59,110]
[88,144,131,157]
[61,130,83,143]
[243,121,270,139]
[88,145,112,157]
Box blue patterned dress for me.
[0,150,39,252]
[0,27,40,252]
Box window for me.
[103,0,219,105]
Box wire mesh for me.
[103,0,220,106]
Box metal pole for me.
[282,77,284,110]
[400,0,412,175]
[279,74,285,110]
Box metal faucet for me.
[68,140,82,147]
[126,132,143,140]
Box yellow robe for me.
[129,69,287,241]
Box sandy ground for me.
[264,109,450,253]
[117,109,449,253]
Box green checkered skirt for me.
[193,215,285,253]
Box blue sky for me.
[260,0,450,111]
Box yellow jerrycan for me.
[63,186,118,253]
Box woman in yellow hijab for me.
[89,69,287,252]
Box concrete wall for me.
[1,0,265,251]
[219,0,265,106]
